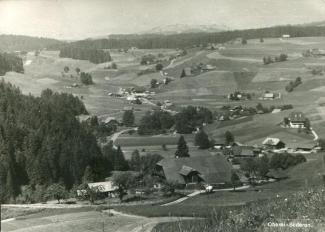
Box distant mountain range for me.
[141,24,231,35]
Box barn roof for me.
[157,154,232,184]
[87,181,117,193]
[262,137,283,146]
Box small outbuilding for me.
[262,137,286,149]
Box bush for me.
[80,72,94,85]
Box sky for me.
[1,0,325,40]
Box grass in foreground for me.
[153,187,325,232]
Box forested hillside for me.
[0,53,24,76]
[0,35,63,52]
[59,47,112,64]
[54,25,325,49]
[0,83,111,203]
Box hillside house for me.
[262,137,286,150]
[155,154,232,187]
[288,111,307,128]
[310,48,325,57]
[282,34,291,38]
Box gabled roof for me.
[87,181,117,192]
[262,137,283,146]
[179,165,197,176]
[157,154,232,184]
[264,93,274,98]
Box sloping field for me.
[253,67,307,82]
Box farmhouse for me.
[155,154,232,186]
[77,181,117,198]
[288,111,307,128]
[282,34,290,38]
[262,137,286,149]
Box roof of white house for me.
[262,137,282,146]
[87,181,117,193]
[264,93,274,98]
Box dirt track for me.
[1,207,193,232]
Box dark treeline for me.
[0,53,24,75]
[51,25,325,50]
[138,106,213,135]
[0,82,114,203]
[59,46,112,64]
[0,35,63,52]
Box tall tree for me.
[82,165,95,183]
[122,110,135,126]
[129,149,141,171]
[175,136,189,158]
[225,131,235,145]
[114,146,129,171]
[180,69,186,78]
[195,129,210,149]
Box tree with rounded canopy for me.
[175,136,189,158]
[112,171,138,201]
[155,63,163,71]
[75,67,81,75]
[46,183,68,203]
[64,66,70,73]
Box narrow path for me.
[106,127,138,148]
[162,185,250,206]
[310,127,319,141]
[105,209,195,232]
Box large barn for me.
[155,154,233,186]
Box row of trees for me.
[137,106,214,135]
[0,52,24,75]
[263,54,288,65]
[285,77,302,92]
[241,153,306,179]
[0,35,62,52]
[50,25,325,50]
[59,46,112,64]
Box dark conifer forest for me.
[51,25,325,50]
[59,47,112,64]
[0,82,113,203]
[0,53,24,75]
